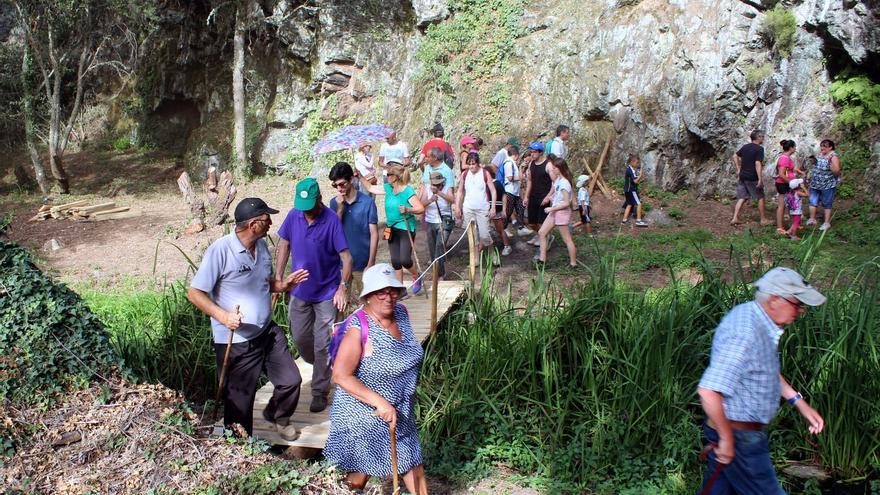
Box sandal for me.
[776,228,788,236]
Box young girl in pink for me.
[785,178,808,240]
[535,158,577,268]
[775,140,805,235]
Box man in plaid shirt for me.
[697,267,826,494]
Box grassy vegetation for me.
[419,243,879,493]
[761,6,798,58]
[830,73,880,131]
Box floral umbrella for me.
[311,124,394,155]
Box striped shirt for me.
[699,301,783,424]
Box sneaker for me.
[527,236,540,246]
[805,218,817,226]
[819,223,831,231]
[505,227,516,238]
[501,245,513,256]
[621,219,629,224]
[276,422,300,441]
[309,395,328,413]
[492,250,501,267]
[410,278,423,295]
[517,227,533,237]
[635,220,648,227]
[790,235,801,241]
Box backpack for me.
[328,305,410,366]
[460,168,493,203]
[769,154,780,180]
[328,308,370,367]
[498,158,519,186]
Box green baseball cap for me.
[506,137,521,148]
[294,178,321,211]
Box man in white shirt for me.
[548,125,570,159]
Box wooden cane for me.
[390,422,400,495]
[404,222,427,299]
[212,304,239,420]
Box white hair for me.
[755,290,773,304]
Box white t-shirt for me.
[491,148,508,169]
[577,187,590,206]
[354,151,375,178]
[424,185,453,224]
[548,138,567,159]
[502,158,521,196]
[463,169,490,210]
[379,142,409,166]
[551,177,572,207]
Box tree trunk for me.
[232,1,249,179]
[47,30,70,193]
[21,46,51,194]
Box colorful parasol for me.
[311,124,394,155]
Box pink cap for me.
[459,135,477,146]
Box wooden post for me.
[467,221,476,290]
[430,262,439,335]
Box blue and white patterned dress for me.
[324,304,424,476]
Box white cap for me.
[754,267,826,306]
[788,178,804,189]
[359,263,406,300]
[576,174,590,188]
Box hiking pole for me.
[404,221,427,299]
[389,422,400,495]
[212,304,239,420]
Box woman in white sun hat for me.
[324,263,429,494]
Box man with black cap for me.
[697,267,826,494]
[276,178,353,413]
[418,123,455,169]
[188,197,309,440]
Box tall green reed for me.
[419,242,879,492]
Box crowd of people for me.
[183,123,841,494]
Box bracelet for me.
[787,392,803,405]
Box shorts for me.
[551,208,571,226]
[808,187,836,209]
[579,205,592,223]
[736,180,764,200]
[527,193,549,225]
[624,190,641,206]
[774,181,790,194]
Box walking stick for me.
[389,423,400,495]
[404,219,427,299]
[699,442,725,495]
[212,305,239,420]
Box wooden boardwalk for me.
[217,280,466,449]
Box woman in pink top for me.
[774,140,803,234]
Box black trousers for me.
[214,322,302,435]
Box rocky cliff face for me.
[130,0,878,196]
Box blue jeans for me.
[808,187,836,209]
[698,422,786,495]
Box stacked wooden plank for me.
[29,200,137,222]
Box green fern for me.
[830,74,880,130]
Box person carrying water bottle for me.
[324,263,429,495]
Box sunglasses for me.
[332,180,350,188]
[781,296,806,311]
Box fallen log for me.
[91,206,131,217]
[73,202,116,215]
[49,199,88,213]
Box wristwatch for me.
[787,392,803,405]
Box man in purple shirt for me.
[276,178,353,413]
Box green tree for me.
[12,0,156,193]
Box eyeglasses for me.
[373,288,401,299]
[332,180,350,188]
[781,296,806,311]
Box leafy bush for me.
[0,238,124,408]
[745,62,773,84]
[830,74,880,130]
[836,182,855,199]
[112,135,131,151]
[761,6,797,58]
[667,206,686,219]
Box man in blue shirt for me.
[188,198,309,440]
[328,162,379,304]
[697,267,826,494]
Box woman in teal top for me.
[364,161,426,293]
